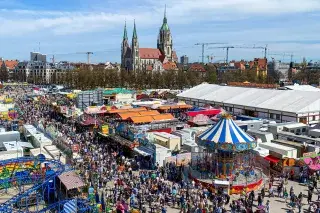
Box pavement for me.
[97,177,319,212]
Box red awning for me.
[187,109,221,117]
[264,155,280,163]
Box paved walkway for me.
[97,178,319,212]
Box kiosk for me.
[214,180,230,194]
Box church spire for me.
[123,20,128,40]
[133,19,138,39]
[160,5,169,31]
[163,4,167,24]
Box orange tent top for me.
[129,115,154,124]
[117,112,140,120]
[138,110,160,116]
[128,107,147,112]
[152,113,175,121]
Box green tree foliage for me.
[0,66,8,82]
[36,65,293,89]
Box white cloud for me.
[0,0,319,36]
[0,0,319,62]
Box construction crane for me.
[236,45,268,58]
[269,53,294,62]
[76,52,93,64]
[195,43,225,64]
[209,46,235,63]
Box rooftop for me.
[58,170,85,190]
[178,83,320,114]
[283,123,308,129]
[153,132,180,139]
[259,142,296,151]
[309,129,320,133]
[139,48,163,59]
[284,84,320,92]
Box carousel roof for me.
[198,114,255,150]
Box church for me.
[121,8,178,71]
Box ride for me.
[191,113,264,194]
[0,156,93,213]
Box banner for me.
[101,125,109,135]
[165,153,192,166]
[177,153,191,166]
[165,156,176,165]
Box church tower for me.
[121,21,130,70]
[131,20,140,71]
[157,5,173,61]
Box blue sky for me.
[0,0,320,63]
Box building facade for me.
[15,52,74,84]
[267,59,290,81]
[0,59,19,81]
[180,55,189,65]
[121,8,178,71]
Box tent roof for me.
[198,115,255,151]
[58,171,85,190]
[178,83,320,114]
[103,88,134,95]
[129,115,154,124]
[128,113,175,124]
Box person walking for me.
[283,188,288,203]
[265,200,270,213]
[257,195,263,206]
[308,189,313,204]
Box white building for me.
[177,83,320,124]
[0,141,34,160]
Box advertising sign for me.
[303,152,316,157]
[165,153,192,166]
[101,125,109,135]
[176,153,191,166]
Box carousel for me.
[190,113,264,194]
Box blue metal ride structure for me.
[0,157,93,213]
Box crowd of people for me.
[3,86,320,213]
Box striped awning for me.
[64,199,77,213]
[58,171,85,190]
[198,114,256,151]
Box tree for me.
[204,65,217,84]
[0,65,8,82]
[176,70,187,89]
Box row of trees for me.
[3,63,319,89]
[55,67,215,90]
[50,63,284,89]
[54,66,279,90]
[1,66,278,89]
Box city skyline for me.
[0,0,320,63]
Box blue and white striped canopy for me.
[64,199,77,213]
[198,115,256,151]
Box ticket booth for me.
[214,180,230,195]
